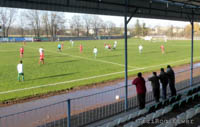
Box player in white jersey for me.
[113,41,117,50]
[70,40,74,47]
[17,60,24,81]
[138,45,143,54]
[114,41,117,45]
[93,47,98,58]
[39,47,44,55]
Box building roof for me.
[1,0,200,22]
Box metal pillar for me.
[124,0,132,111]
[124,0,128,111]
[190,19,194,86]
[67,99,71,127]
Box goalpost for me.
[151,36,168,43]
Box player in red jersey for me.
[108,44,111,49]
[20,46,24,58]
[61,42,64,50]
[39,50,45,64]
[80,44,83,53]
[23,41,26,46]
[160,45,165,54]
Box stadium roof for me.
[1,0,200,22]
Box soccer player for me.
[138,45,143,54]
[61,42,64,50]
[17,60,24,81]
[23,41,26,46]
[160,45,165,54]
[58,44,62,52]
[108,44,111,50]
[39,50,45,64]
[39,47,44,55]
[93,47,98,58]
[80,44,83,53]
[113,41,117,50]
[20,46,24,58]
[70,40,74,47]
[114,40,118,45]
[105,44,108,49]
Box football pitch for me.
[0,38,200,102]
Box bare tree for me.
[48,12,65,39]
[105,21,116,36]
[26,10,41,37]
[70,15,82,36]
[19,11,27,37]
[42,12,49,37]
[91,15,103,37]
[82,14,92,36]
[101,22,107,35]
[0,8,17,37]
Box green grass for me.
[0,38,200,102]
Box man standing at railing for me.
[166,65,177,96]
[159,68,169,100]
[148,72,160,102]
[132,72,147,109]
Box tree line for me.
[0,8,124,38]
[0,8,197,38]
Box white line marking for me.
[26,46,138,69]
[0,56,198,95]
[137,57,200,69]
[0,68,142,95]
[0,50,18,52]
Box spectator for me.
[166,65,177,96]
[158,68,169,100]
[148,72,160,102]
[132,72,147,109]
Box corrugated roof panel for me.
[0,0,200,21]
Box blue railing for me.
[0,66,200,127]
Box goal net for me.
[151,36,167,43]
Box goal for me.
[151,36,167,43]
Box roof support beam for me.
[127,8,138,24]
[190,11,194,87]
[124,0,129,111]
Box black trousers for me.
[169,82,177,96]
[153,88,160,102]
[162,84,167,100]
[137,93,146,109]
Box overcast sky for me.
[14,8,190,28]
[64,12,190,28]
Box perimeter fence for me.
[1,66,200,127]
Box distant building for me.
[149,26,184,35]
[173,27,184,33]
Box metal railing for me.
[1,66,200,127]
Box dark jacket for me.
[158,71,168,85]
[148,75,160,90]
[166,68,175,84]
[132,77,146,94]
